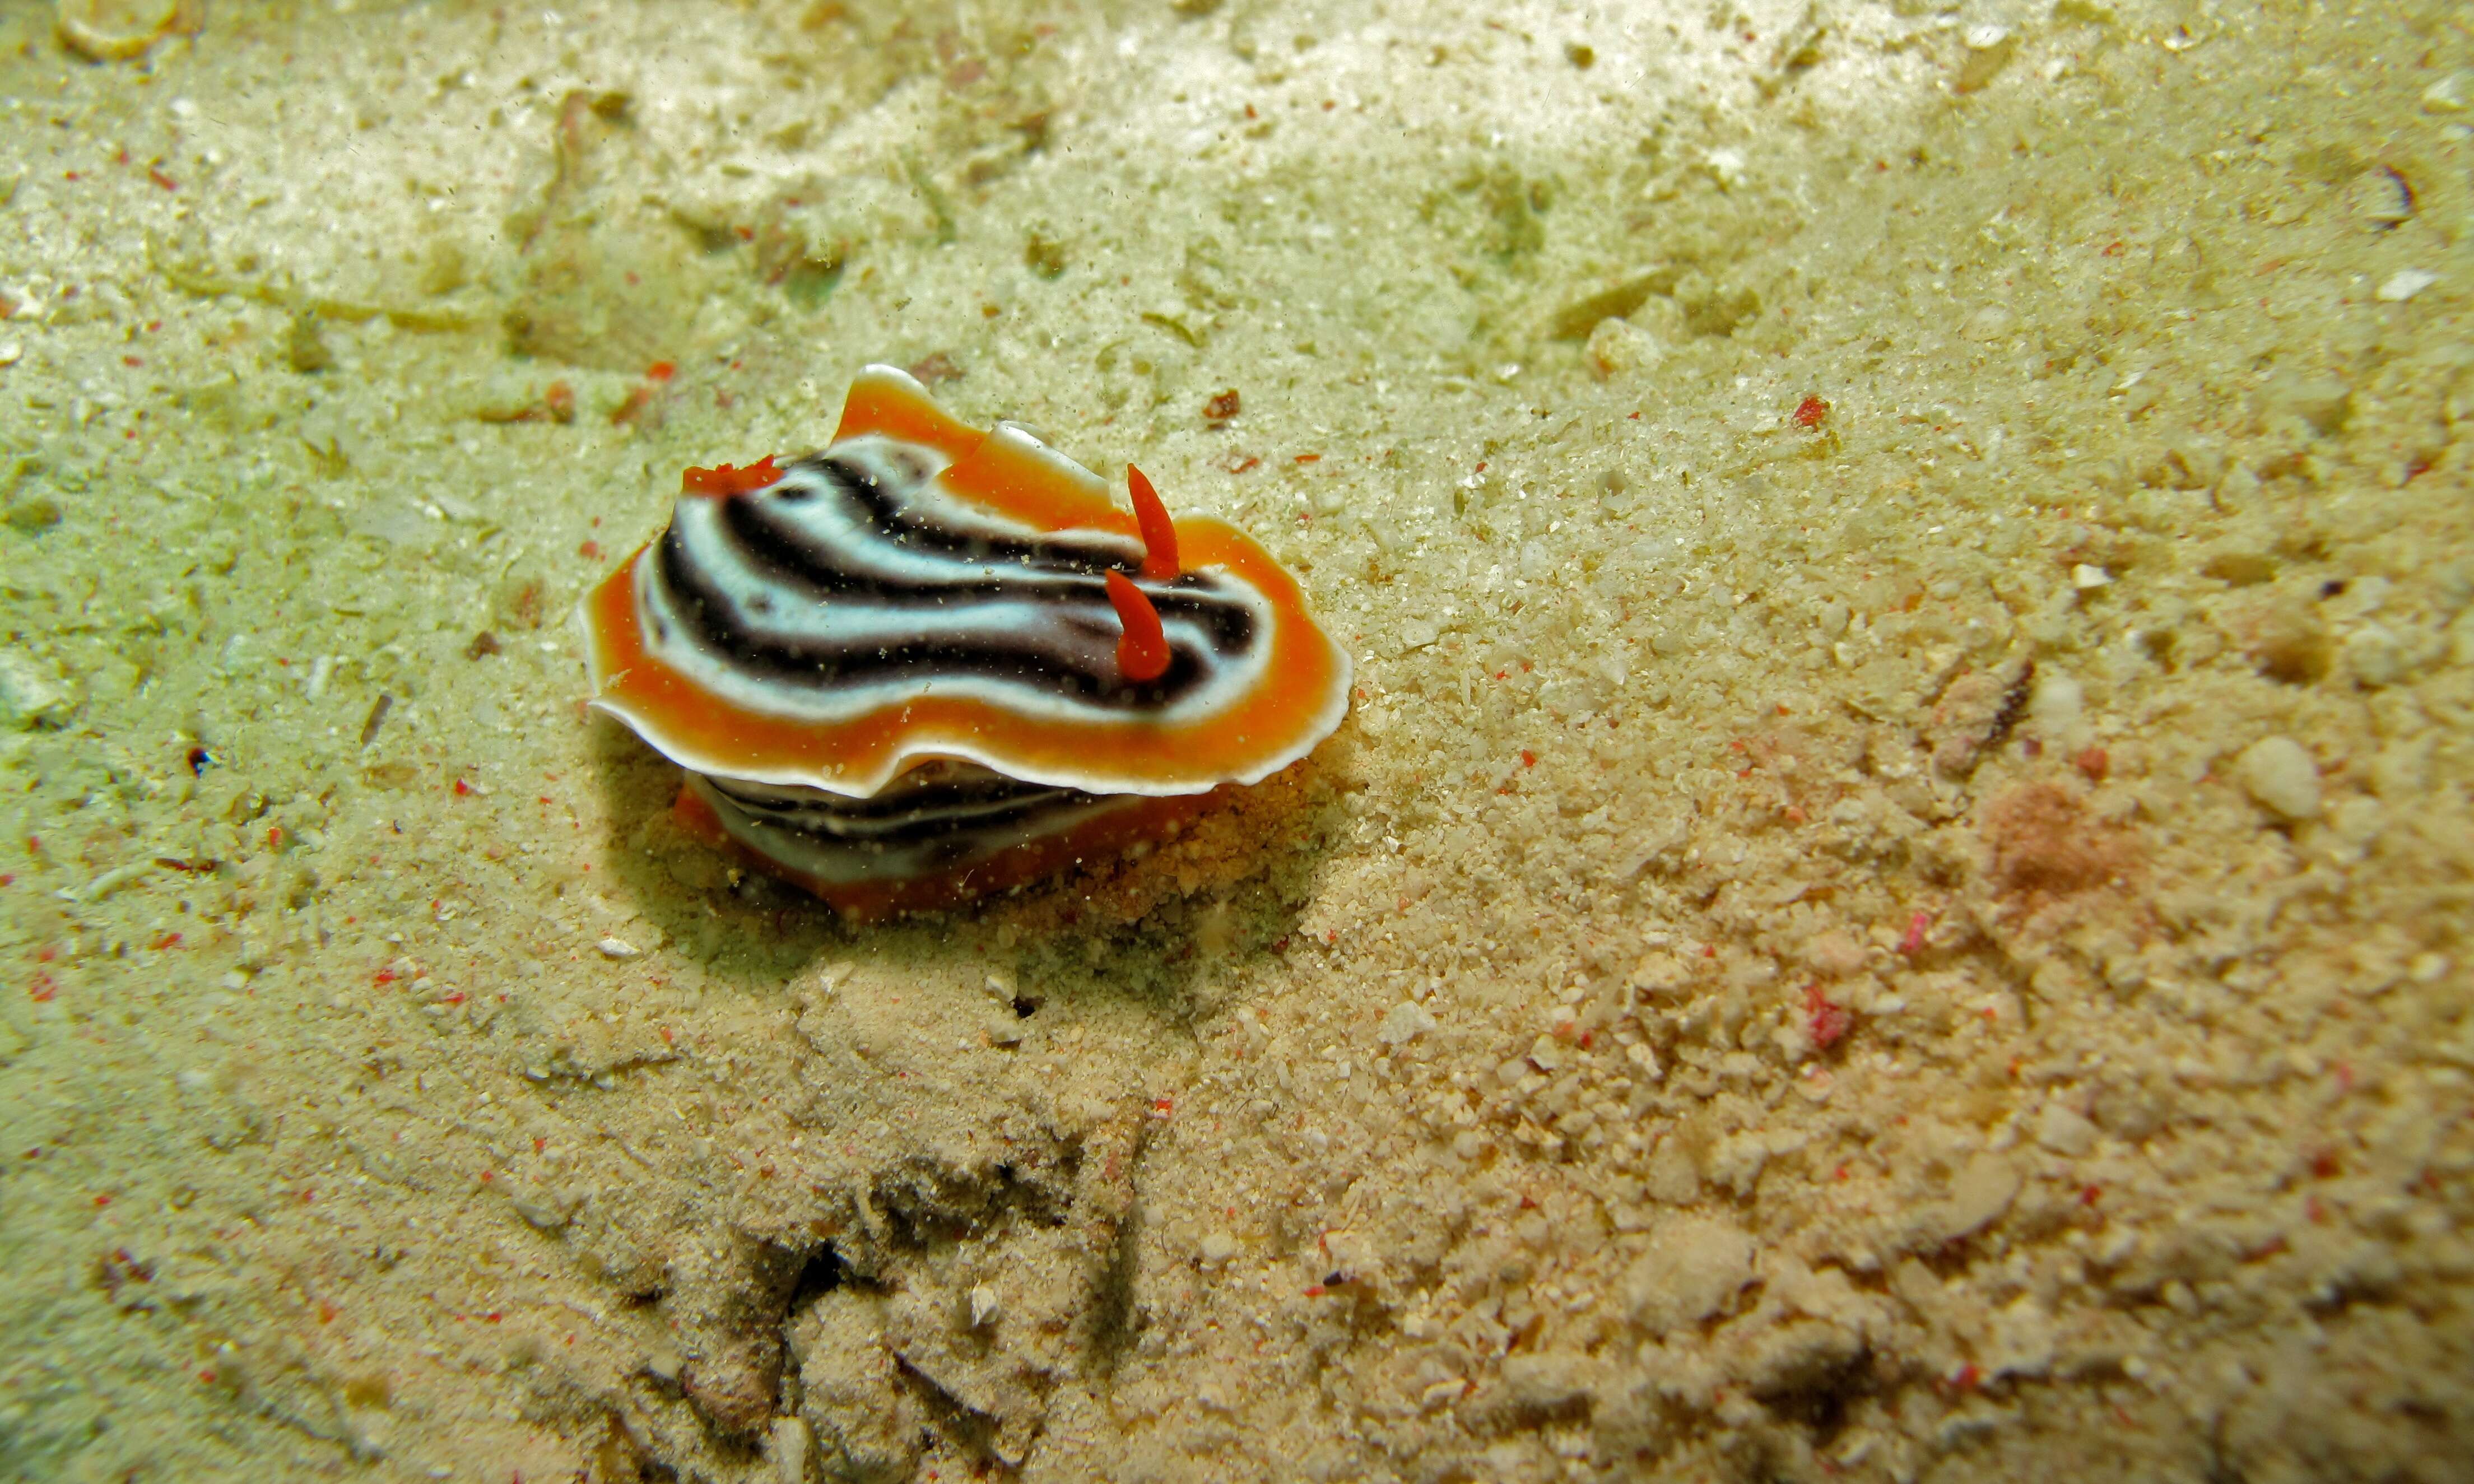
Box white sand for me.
[2,0,2470,1478]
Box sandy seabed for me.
[2,1,2471,1480]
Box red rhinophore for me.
[1899,909,1931,955]
[1105,571,1170,683]
[645,361,676,382]
[1794,396,1830,429]
[681,456,783,498]
[1126,465,1179,580]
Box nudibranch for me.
[578,365,1351,918]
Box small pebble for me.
[2033,1101,2098,1157]
[1585,317,1661,379]
[1198,1231,1238,1264]
[968,1284,1000,1328]
[1955,26,2015,89]
[1941,1154,2023,1240]
[0,649,73,728]
[769,1416,813,1484]
[596,937,641,960]
[2375,268,2439,304]
[2071,564,2112,590]
[1378,1001,1438,1045]
[1961,304,2016,342]
[56,0,191,62]
[2235,736,2322,821]
[2027,669,2087,745]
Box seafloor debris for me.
[1980,781,2140,903]
[56,0,201,62]
[146,229,478,335]
[0,648,75,728]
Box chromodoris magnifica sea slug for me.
[579,364,1352,919]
